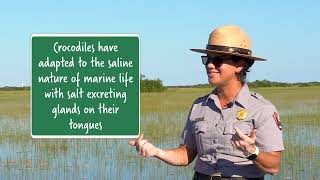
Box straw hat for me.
[190,25,266,61]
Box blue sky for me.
[0,0,319,86]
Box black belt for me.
[193,172,264,180]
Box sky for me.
[0,0,319,86]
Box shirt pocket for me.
[191,120,210,155]
[223,120,254,135]
[223,120,254,155]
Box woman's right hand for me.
[128,133,160,157]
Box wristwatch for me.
[246,145,260,160]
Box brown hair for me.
[233,57,254,84]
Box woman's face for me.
[204,55,244,86]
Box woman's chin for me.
[208,78,221,86]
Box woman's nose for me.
[206,61,216,69]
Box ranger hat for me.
[190,25,266,61]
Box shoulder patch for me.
[272,112,283,130]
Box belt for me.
[193,172,264,180]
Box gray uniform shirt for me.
[180,84,284,178]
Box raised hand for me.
[128,133,160,157]
[231,127,257,155]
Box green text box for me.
[31,34,140,138]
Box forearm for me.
[129,134,197,166]
[231,128,282,175]
[253,151,281,175]
[154,145,193,166]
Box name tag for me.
[194,117,205,122]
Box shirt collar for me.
[206,83,250,109]
[234,83,250,109]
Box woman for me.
[129,25,284,180]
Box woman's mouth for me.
[207,71,219,77]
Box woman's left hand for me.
[231,127,257,155]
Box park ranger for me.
[129,25,284,180]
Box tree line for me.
[1,78,319,92]
[0,86,30,91]
[140,74,166,92]
[167,80,320,88]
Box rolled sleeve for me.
[255,105,285,152]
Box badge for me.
[236,109,247,120]
[272,112,282,130]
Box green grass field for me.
[0,90,29,119]
[0,86,319,179]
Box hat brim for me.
[190,48,266,61]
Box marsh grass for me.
[0,90,30,119]
[0,86,319,179]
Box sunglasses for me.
[201,56,231,67]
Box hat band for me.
[206,45,252,56]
